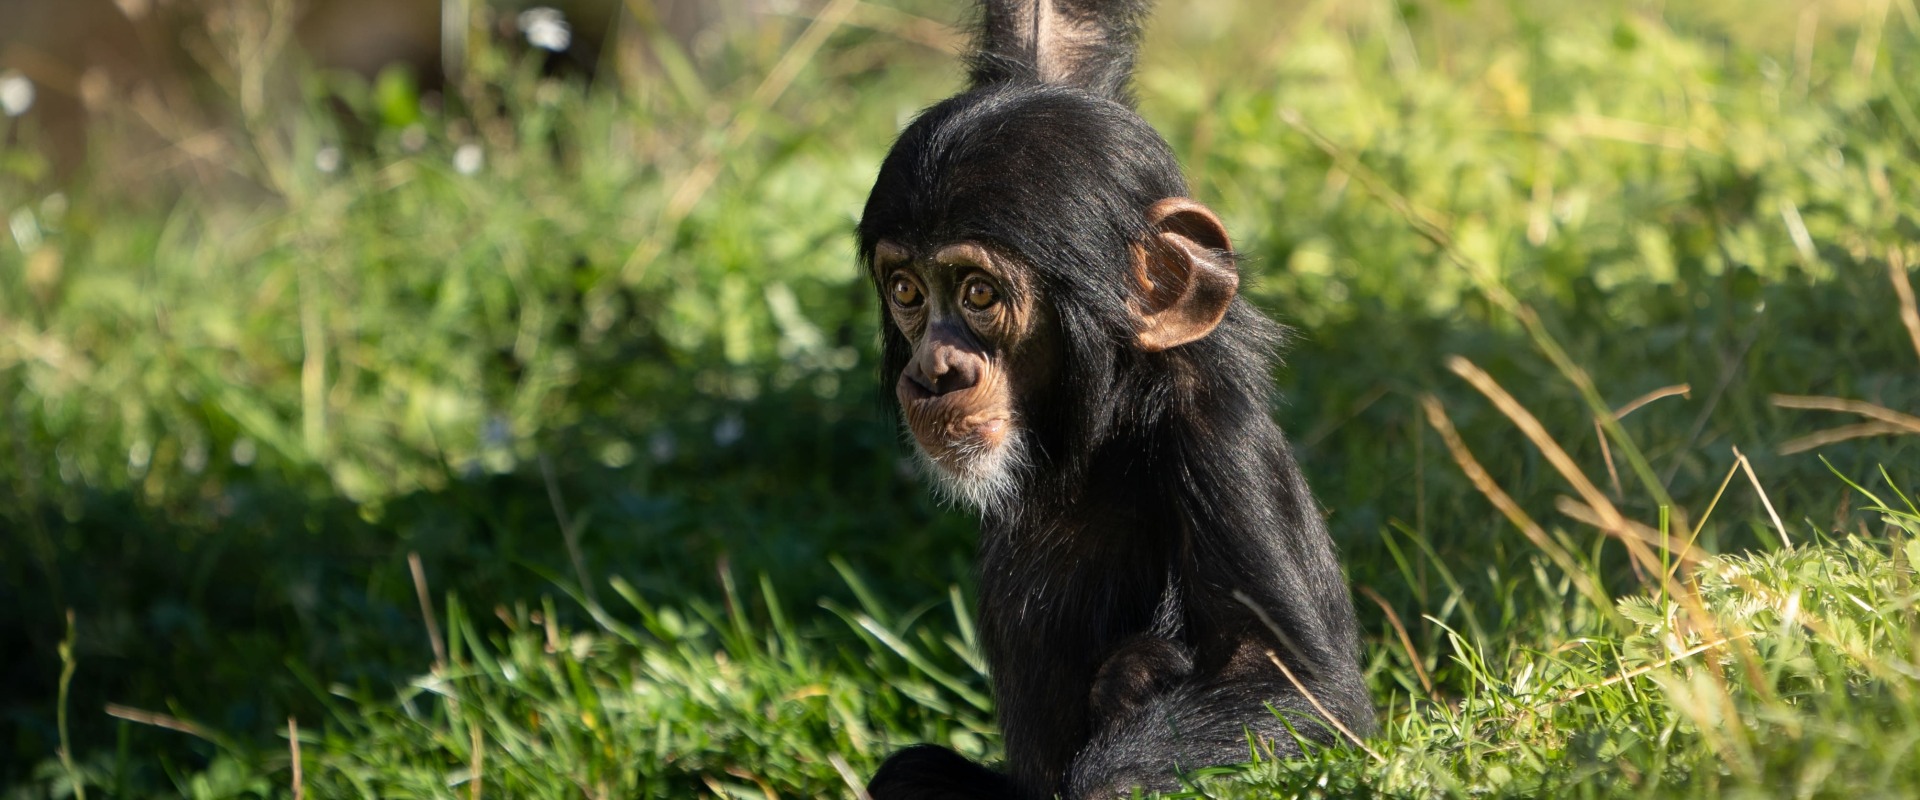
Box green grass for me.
[2,0,1918,797]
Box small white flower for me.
[315,145,342,174]
[0,71,34,117]
[231,438,258,467]
[518,7,572,52]
[453,143,483,176]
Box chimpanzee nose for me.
[907,342,982,396]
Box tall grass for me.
[2,0,1917,797]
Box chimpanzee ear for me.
[1130,198,1238,353]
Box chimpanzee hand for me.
[1089,634,1193,728]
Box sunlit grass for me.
[2,0,1918,797]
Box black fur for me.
[858,2,1373,797]
[969,0,1155,102]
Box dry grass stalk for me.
[1263,651,1386,762]
[1772,395,1920,433]
[1891,247,1920,362]
[469,722,484,800]
[724,766,780,800]
[1778,421,1913,454]
[1771,393,1920,455]
[1561,635,1744,700]
[1234,592,1385,761]
[407,552,448,672]
[1595,416,1624,498]
[828,753,874,800]
[1766,393,1920,429]
[1358,585,1434,697]
[1446,357,1668,577]
[104,704,214,741]
[1419,395,1612,610]
[289,717,303,800]
[1663,459,1748,585]
[1730,446,1790,550]
[1766,254,1919,454]
[1613,384,1693,420]
[1553,496,1701,566]
[1594,385,1690,500]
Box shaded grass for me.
[2,0,1918,797]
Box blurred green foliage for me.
[1,0,1918,796]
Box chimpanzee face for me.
[868,192,1238,513]
[872,240,1046,512]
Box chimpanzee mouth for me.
[900,409,1028,513]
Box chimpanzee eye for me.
[962,278,998,311]
[891,274,923,308]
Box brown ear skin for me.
[1131,198,1239,353]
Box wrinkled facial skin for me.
[874,240,1046,511]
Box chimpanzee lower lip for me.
[912,415,1011,467]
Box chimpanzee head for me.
[857,83,1241,512]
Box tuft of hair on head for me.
[968,0,1156,104]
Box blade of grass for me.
[1552,496,1698,567]
[1772,395,1920,433]
[828,753,874,800]
[1613,384,1693,420]
[1419,394,1618,623]
[1888,247,1920,362]
[539,452,599,610]
[1561,635,1745,700]
[1779,421,1914,454]
[103,704,220,744]
[288,717,303,800]
[409,552,449,672]
[1357,585,1434,698]
[1447,357,1676,578]
[1731,446,1791,550]
[58,610,86,800]
[1237,592,1385,762]
[843,610,991,714]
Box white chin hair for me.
[912,429,1029,514]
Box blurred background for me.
[2,0,1916,797]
